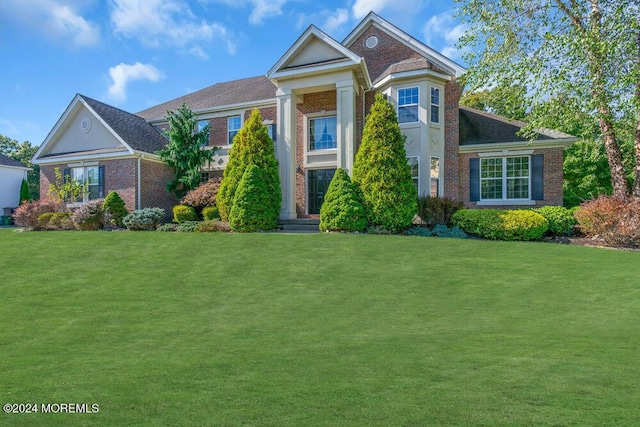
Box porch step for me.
[277,219,320,233]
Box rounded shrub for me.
[173,205,196,223]
[319,168,367,232]
[452,209,503,239]
[13,198,65,228]
[498,210,548,241]
[123,208,165,231]
[157,223,178,232]
[229,164,277,232]
[177,221,199,232]
[202,206,220,220]
[71,199,105,231]
[533,206,576,235]
[574,196,640,247]
[103,191,128,228]
[37,212,56,230]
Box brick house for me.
[33,12,576,218]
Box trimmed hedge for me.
[533,206,576,235]
[452,209,548,241]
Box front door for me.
[307,169,335,214]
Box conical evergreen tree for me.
[19,179,30,204]
[319,168,367,232]
[229,164,278,232]
[352,93,417,232]
[218,109,281,221]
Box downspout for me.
[137,155,144,209]
[361,85,375,131]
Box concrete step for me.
[278,219,320,232]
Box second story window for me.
[228,116,241,145]
[309,116,337,150]
[398,87,419,123]
[197,120,209,147]
[430,87,440,123]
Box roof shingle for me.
[0,153,28,168]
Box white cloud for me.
[0,0,100,47]
[422,11,469,61]
[294,8,350,35]
[323,8,350,34]
[351,0,423,22]
[110,0,237,56]
[247,0,287,25]
[107,62,164,102]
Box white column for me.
[336,81,356,174]
[276,88,297,219]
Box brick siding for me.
[140,159,178,219]
[444,79,463,201]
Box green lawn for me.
[1,229,639,426]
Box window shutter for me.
[469,158,480,202]
[531,154,544,200]
[98,166,105,198]
[63,168,70,184]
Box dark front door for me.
[307,169,335,214]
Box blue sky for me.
[0,0,468,146]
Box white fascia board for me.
[34,151,139,165]
[133,151,164,163]
[458,138,579,153]
[373,69,452,90]
[0,164,32,171]
[33,94,84,161]
[343,13,466,78]
[270,60,360,82]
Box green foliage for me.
[431,224,468,239]
[70,199,105,231]
[217,109,281,221]
[157,223,179,232]
[177,221,199,232]
[459,85,528,120]
[12,198,64,228]
[48,167,86,203]
[202,206,220,220]
[1,134,40,199]
[19,179,30,204]
[195,220,232,233]
[457,0,640,197]
[352,94,417,233]
[416,195,464,227]
[452,209,548,241]
[157,104,217,198]
[172,205,196,223]
[574,196,640,247]
[319,168,367,232]
[404,226,432,236]
[122,208,165,231]
[229,164,277,232]
[103,191,128,228]
[534,206,577,235]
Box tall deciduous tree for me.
[158,104,216,198]
[352,94,417,232]
[460,84,528,121]
[456,0,640,198]
[217,109,280,221]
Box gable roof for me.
[137,75,277,121]
[267,25,370,86]
[81,95,168,153]
[0,153,29,169]
[459,106,576,145]
[343,12,466,79]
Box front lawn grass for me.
[1,229,639,426]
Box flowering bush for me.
[71,199,104,230]
[122,208,165,231]
[13,198,65,228]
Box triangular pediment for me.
[268,25,367,82]
[33,95,134,163]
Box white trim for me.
[0,164,31,171]
[34,150,162,165]
[479,155,532,203]
[373,68,451,89]
[397,86,420,125]
[407,156,420,192]
[478,149,535,157]
[459,138,578,153]
[343,13,466,78]
[477,200,536,206]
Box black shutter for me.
[531,154,544,200]
[469,158,480,202]
[63,168,70,184]
[98,166,105,198]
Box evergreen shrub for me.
[202,206,220,220]
[229,164,277,232]
[177,221,199,232]
[103,191,128,227]
[452,209,548,241]
[20,179,30,204]
[173,205,196,223]
[195,220,232,233]
[416,196,464,226]
[123,208,165,231]
[157,223,179,232]
[319,168,367,232]
[352,94,416,232]
[533,206,576,235]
